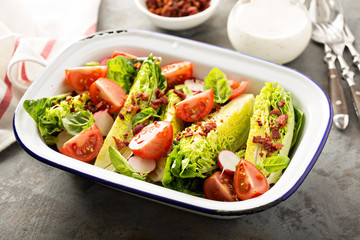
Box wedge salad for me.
[23,51,303,202]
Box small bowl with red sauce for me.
[135,0,219,30]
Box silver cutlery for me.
[343,23,360,72]
[309,0,349,129]
[319,0,360,122]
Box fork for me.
[320,23,360,122]
[343,24,360,71]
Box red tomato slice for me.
[100,57,111,66]
[161,61,193,90]
[228,80,248,100]
[89,78,127,114]
[60,124,103,162]
[233,159,268,200]
[112,51,137,59]
[129,121,173,159]
[203,171,238,202]
[65,66,108,91]
[175,89,214,122]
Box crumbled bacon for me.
[173,89,186,100]
[271,129,281,139]
[161,96,168,105]
[135,93,143,99]
[270,108,281,115]
[184,133,193,138]
[252,135,284,153]
[256,119,263,126]
[133,123,145,135]
[202,122,217,135]
[142,93,150,101]
[113,137,129,151]
[126,104,134,113]
[278,100,285,108]
[273,142,284,150]
[132,105,141,113]
[276,114,288,126]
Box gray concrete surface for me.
[1,0,360,239]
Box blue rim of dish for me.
[13,29,333,217]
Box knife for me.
[323,44,349,130]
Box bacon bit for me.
[134,62,142,69]
[276,114,288,126]
[186,128,191,132]
[256,119,263,126]
[150,104,159,110]
[70,90,77,97]
[70,104,76,113]
[252,135,284,153]
[151,98,163,105]
[161,95,168,105]
[173,89,186,100]
[259,152,264,157]
[266,153,272,158]
[118,112,125,120]
[278,100,285,108]
[142,93,150,101]
[133,123,145,135]
[270,108,281,115]
[135,93,143,99]
[155,89,160,97]
[123,133,128,139]
[113,137,129,151]
[126,104,133,113]
[273,142,284,150]
[184,133,193,138]
[271,129,281,139]
[198,132,206,136]
[132,105,141,113]
[158,91,165,98]
[202,122,217,135]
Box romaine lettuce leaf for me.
[244,82,296,185]
[162,94,254,195]
[95,55,164,170]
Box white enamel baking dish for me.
[13,29,332,218]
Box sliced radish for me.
[184,79,204,92]
[128,156,157,174]
[93,110,114,136]
[56,131,73,152]
[218,150,240,175]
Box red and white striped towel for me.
[0,0,101,151]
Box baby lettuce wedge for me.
[163,93,255,195]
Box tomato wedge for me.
[60,124,103,162]
[89,78,127,114]
[65,66,108,91]
[112,51,137,59]
[129,121,173,160]
[162,61,193,90]
[203,171,238,202]
[175,89,214,122]
[228,80,248,100]
[233,159,268,200]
